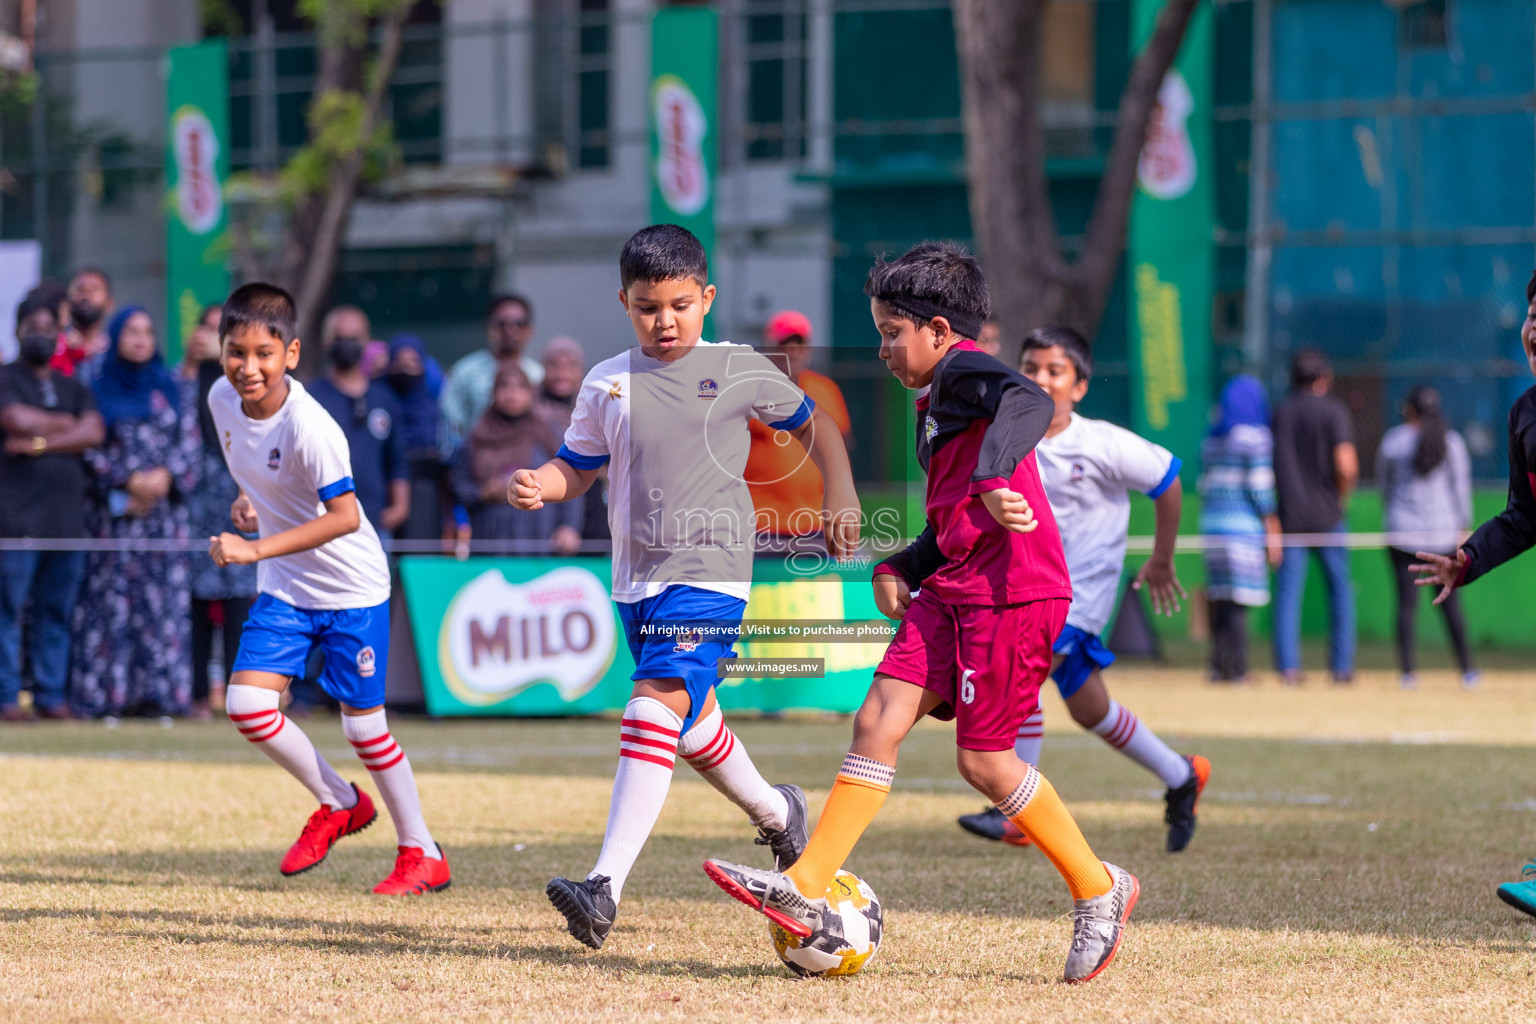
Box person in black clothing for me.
[1414,270,1536,919]
[308,306,409,539]
[0,292,105,720]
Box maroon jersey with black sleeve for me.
[1461,385,1536,586]
[876,340,1072,605]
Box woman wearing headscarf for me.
[71,306,200,718]
[451,363,582,553]
[178,303,257,720]
[385,333,448,542]
[1199,375,1282,683]
[1378,385,1476,689]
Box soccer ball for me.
[769,870,883,978]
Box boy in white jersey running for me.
[957,326,1210,853]
[510,225,860,949]
[206,283,449,894]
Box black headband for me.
[888,297,985,342]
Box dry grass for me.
[3,668,1536,1022]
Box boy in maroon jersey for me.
[702,243,1138,984]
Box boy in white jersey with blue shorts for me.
[958,326,1210,853]
[206,283,448,894]
[510,225,861,948]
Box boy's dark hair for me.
[220,283,298,344]
[1526,269,1535,304]
[1290,347,1332,390]
[16,289,58,329]
[70,266,112,294]
[863,242,990,340]
[1022,325,1093,381]
[488,292,533,322]
[620,224,709,290]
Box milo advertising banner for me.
[1127,0,1214,476]
[165,40,230,364]
[399,557,885,717]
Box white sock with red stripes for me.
[677,705,788,830]
[1013,708,1044,768]
[342,710,439,859]
[589,697,681,903]
[226,684,353,810]
[1090,699,1192,788]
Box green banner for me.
[649,5,717,333]
[165,40,230,364]
[1127,0,1214,477]
[398,557,883,717]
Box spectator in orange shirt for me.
[744,310,853,554]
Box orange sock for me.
[999,765,1112,900]
[785,753,894,897]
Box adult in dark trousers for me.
[1271,348,1359,684]
[0,291,104,720]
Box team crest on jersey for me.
[1070,463,1086,482]
[673,629,701,653]
[698,378,718,400]
[267,447,281,470]
[924,415,938,442]
[356,646,376,678]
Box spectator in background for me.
[1378,385,1476,689]
[55,267,115,379]
[72,306,198,718]
[361,339,391,380]
[1271,348,1359,685]
[744,310,853,553]
[1199,375,1282,683]
[309,306,410,538]
[452,363,580,554]
[441,294,544,440]
[975,318,1002,358]
[386,333,448,543]
[0,292,104,721]
[180,303,257,720]
[537,337,605,546]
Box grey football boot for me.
[1064,862,1140,983]
[753,783,810,868]
[702,858,828,937]
[546,875,617,950]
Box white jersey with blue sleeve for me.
[1034,413,1181,635]
[207,376,392,610]
[557,341,815,603]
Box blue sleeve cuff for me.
[318,476,356,501]
[556,443,609,470]
[768,395,816,431]
[1146,457,1182,499]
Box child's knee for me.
[954,748,1011,795]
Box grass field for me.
[4,668,1536,1023]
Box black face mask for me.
[329,336,364,371]
[387,370,422,395]
[70,302,104,332]
[19,334,55,367]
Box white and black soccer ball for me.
[769,870,883,978]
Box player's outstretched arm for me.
[1133,476,1188,616]
[211,491,361,567]
[509,457,598,510]
[1410,549,1468,607]
[790,406,861,558]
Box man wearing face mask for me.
[308,305,410,539]
[54,267,115,379]
[0,291,105,721]
[440,293,544,442]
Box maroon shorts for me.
[875,591,1069,751]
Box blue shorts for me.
[1051,623,1116,700]
[233,593,391,709]
[616,585,747,732]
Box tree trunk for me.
[953,0,1199,361]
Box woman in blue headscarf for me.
[1199,375,1281,682]
[385,333,448,541]
[72,306,200,718]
